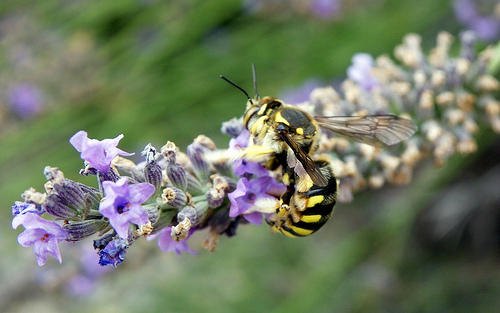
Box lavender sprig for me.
[11,31,500,267]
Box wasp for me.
[221,66,417,237]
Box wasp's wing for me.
[314,115,417,147]
[277,131,328,187]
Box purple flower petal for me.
[12,213,68,266]
[347,53,380,91]
[243,212,264,225]
[453,0,500,41]
[70,131,134,173]
[310,0,341,19]
[228,176,285,225]
[229,130,270,176]
[12,201,44,216]
[156,227,198,255]
[229,129,251,149]
[233,158,269,176]
[99,177,155,239]
[7,83,44,119]
[98,238,128,267]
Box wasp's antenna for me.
[251,64,259,100]
[220,75,252,103]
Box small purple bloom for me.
[454,0,500,41]
[347,53,380,91]
[12,201,44,216]
[70,131,134,174]
[229,130,269,176]
[228,176,285,225]
[153,226,198,255]
[12,213,69,266]
[310,0,341,19]
[221,117,245,137]
[229,129,251,150]
[7,83,44,119]
[98,238,128,267]
[232,158,270,176]
[99,177,155,239]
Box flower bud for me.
[64,219,108,241]
[177,206,197,224]
[166,162,187,191]
[141,144,163,190]
[98,166,121,183]
[77,183,101,209]
[142,204,161,225]
[42,193,82,220]
[161,141,178,163]
[51,179,87,213]
[144,163,162,189]
[43,166,65,184]
[192,200,209,226]
[206,188,224,208]
[186,172,204,195]
[221,117,244,137]
[205,175,229,208]
[150,209,176,235]
[162,187,187,209]
[172,206,198,241]
[187,140,211,182]
[171,218,191,241]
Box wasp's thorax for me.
[243,97,320,156]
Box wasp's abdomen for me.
[268,160,337,237]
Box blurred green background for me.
[2,0,500,312]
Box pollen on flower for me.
[456,92,476,111]
[419,90,435,111]
[368,173,385,189]
[436,92,455,107]
[431,70,447,87]
[21,187,46,205]
[135,221,154,237]
[171,218,191,241]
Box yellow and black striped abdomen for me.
[267,160,337,237]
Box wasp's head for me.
[243,97,284,131]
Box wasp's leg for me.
[241,144,276,163]
[278,165,296,211]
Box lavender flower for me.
[70,131,134,174]
[453,0,500,41]
[12,212,69,266]
[229,130,269,176]
[141,144,163,190]
[12,201,44,216]
[228,176,286,225]
[98,238,129,267]
[99,177,155,239]
[7,83,44,119]
[346,53,380,91]
[153,226,198,255]
[221,117,245,137]
[310,0,341,19]
[187,136,213,182]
